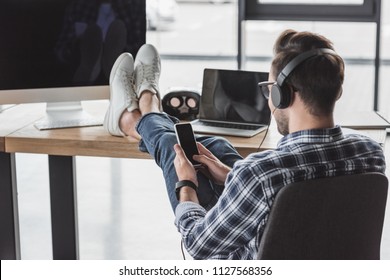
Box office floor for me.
[13,60,390,260]
[16,155,184,259]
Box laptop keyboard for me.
[197,120,261,130]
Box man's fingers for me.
[193,154,205,164]
[193,154,214,167]
[174,144,184,155]
[197,142,215,158]
[174,144,186,163]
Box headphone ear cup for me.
[271,84,291,109]
[271,84,283,109]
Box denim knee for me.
[153,133,177,166]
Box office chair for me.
[258,172,388,260]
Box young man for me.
[104,30,386,260]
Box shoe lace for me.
[136,58,160,90]
[121,71,136,103]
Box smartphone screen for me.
[174,123,200,167]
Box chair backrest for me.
[258,172,388,260]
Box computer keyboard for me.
[34,117,103,130]
[198,120,260,130]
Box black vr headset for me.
[162,88,200,121]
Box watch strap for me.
[175,180,198,201]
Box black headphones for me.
[271,48,338,109]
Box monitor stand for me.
[34,101,104,130]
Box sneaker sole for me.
[104,53,134,136]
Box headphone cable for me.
[257,109,274,152]
[180,239,186,260]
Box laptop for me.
[191,68,271,137]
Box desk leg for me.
[48,155,79,260]
[0,152,21,260]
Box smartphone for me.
[174,123,201,168]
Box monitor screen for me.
[0,0,146,104]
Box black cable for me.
[257,110,274,152]
[180,239,186,260]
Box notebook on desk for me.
[191,68,271,138]
[335,111,390,129]
[336,111,390,146]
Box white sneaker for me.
[133,44,161,100]
[103,52,137,136]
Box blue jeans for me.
[136,112,243,211]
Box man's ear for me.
[289,84,297,105]
[337,88,343,100]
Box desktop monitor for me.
[0,0,146,128]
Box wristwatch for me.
[175,180,198,201]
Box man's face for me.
[268,69,289,136]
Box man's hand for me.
[193,143,231,185]
[173,144,199,203]
[173,144,198,184]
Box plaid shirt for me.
[175,126,386,260]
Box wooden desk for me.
[5,102,279,159]
[2,101,281,260]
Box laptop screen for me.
[199,68,271,125]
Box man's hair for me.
[271,29,345,116]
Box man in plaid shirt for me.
[104,30,386,259]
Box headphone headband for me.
[271,48,338,109]
[276,48,337,86]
